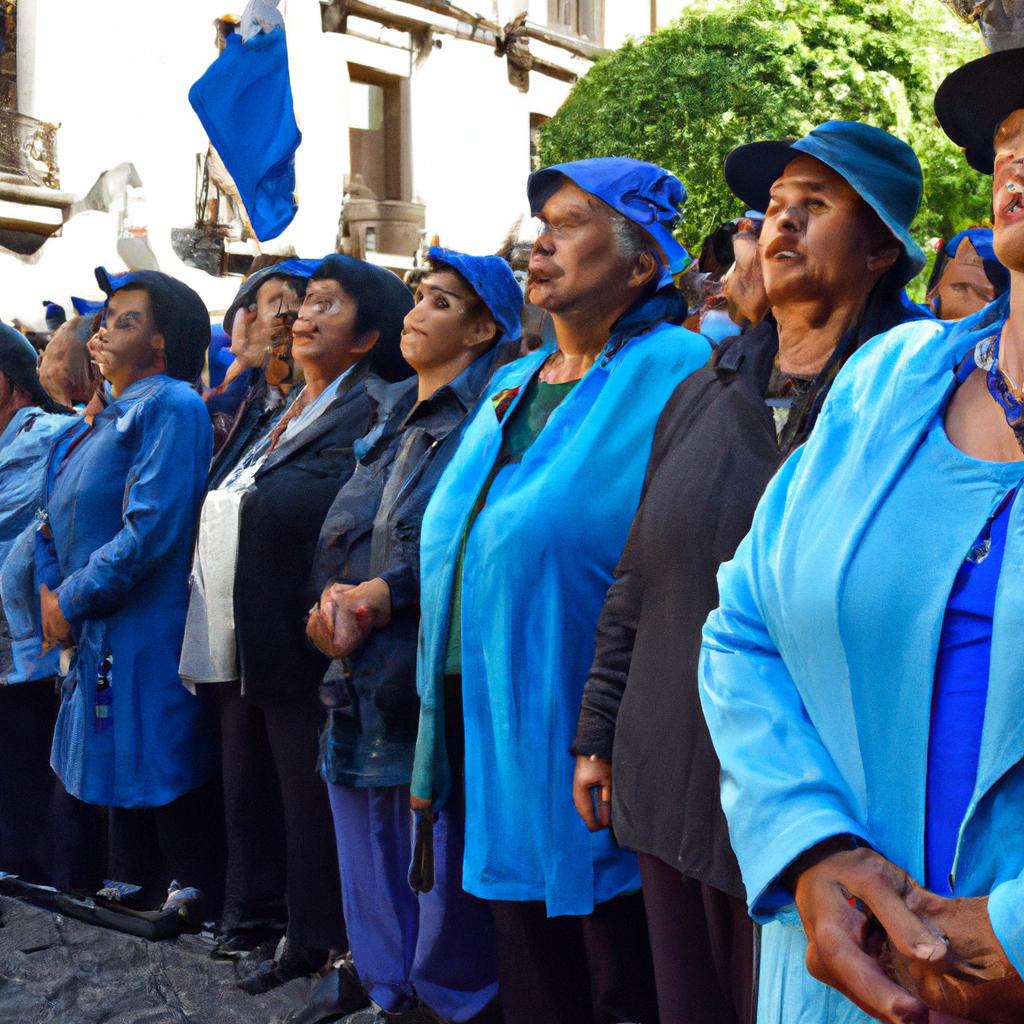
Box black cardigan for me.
[573,364,779,898]
[233,361,376,706]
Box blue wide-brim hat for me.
[223,257,323,334]
[426,247,523,341]
[527,156,692,278]
[935,46,1024,175]
[724,121,926,287]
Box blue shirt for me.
[927,489,1015,892]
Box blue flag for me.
[189,27,301,241]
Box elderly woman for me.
[926,227,1010,321]
[700,49,1024,1024]
[714,121,931,450]
[37,314,101,410]
[211,255,413,993]
[297,248,521,1024]
[571,121,932,1024]
[410,159,710,1024]
[35,269,218,921]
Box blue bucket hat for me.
[725,121,926,286]
[223,257,322,335]
[527,157,692,279]
[426,247,523,341]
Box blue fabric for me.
[189,28,301,242]
[527,157,692,277]
[926,490,1014,893]
[699,293,1024,1022]
[40,376,216,808]
[426,248,523,341]
[0,408,69,684]
[725,120,926,286]
[413,293,709,916]
[327,782,498,1021]
[207,325,232,387]
[71,296,104,317]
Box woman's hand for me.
[880,890,1024,1023]
[572,754,612,831]
[39,583,73,650]
[305,579,392,659]
[790,843,946,1023]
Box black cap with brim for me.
[0,322,64,412]
[935,46,1024,175]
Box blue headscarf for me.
[426,247,523,341]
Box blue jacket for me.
[699,294,1024,1022]
[39,376,216,808]
[412,292,711,916]
[0,408,72,684]
[317,339,519,787]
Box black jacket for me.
[573,365,779,897]
[234,361,378,706]
[315,339,519,787]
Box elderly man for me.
[0,326,89,887]
[700,49,1024,1024]
[411,158,710,1024]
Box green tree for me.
[538,0,990,267]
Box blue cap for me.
[725,121,926,286]
[527,157,692,278]
[71,296,106,317]
[943,227,1011,295]
[223,257,323,334]
[426,247,523,341]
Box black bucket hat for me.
[95,268,211,385]
[934,46,1024,175]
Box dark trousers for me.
[490,891,659,1024]
[638,853,756,1024]
[220,683,346,953]
[0,678,106,891]
[108,778,226,909]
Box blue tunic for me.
[699,295,1024,1022]
[40,375,216,808]
[414,302,711,917]
[0,407,70,684]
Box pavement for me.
[0,894,316,1024]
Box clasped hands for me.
[791,842,1024,1023]
[306,578,392,660]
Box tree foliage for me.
[538,0,990,264]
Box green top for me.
[444,377,578,676]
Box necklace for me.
[976,332,1024,454]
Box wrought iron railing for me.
[0,109,59,189]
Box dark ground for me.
[0,895,315,1024]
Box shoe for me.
[284,958,369,1023]
[161,881,204,932]
[236,942,330,995]
[211,927,285,960]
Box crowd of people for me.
[0,42,1023,1024]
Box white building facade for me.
[1,0,690,323]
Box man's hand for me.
[39,583,73,650]
[880,889,1024,1023]
[572,754,612,831]
[791,843,947,1023]
[306,579,392,659]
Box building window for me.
[348,65,404,201]
[547,0,603,44]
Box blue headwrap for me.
[426,247,523,341]
[527,157,693,283]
